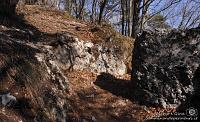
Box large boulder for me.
[0,0,19,16]
[131,28,200,108]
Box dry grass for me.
[17,5,134,72]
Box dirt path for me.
[64,71,175,122]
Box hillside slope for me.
[0,5,175,122]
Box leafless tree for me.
[98,0,108,24]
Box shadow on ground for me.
[94,72,133,101]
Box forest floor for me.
[65,71,175,122]
[19,5,132,42]
[0,5,176,122]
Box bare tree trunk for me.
[91,0,96,22]
[121,0,125,35]
[66,0,72,14]
[78,0,85,19]
[73,0,85,19]
[131,0,141,38]
[125,0,129,36]
[140,0,150,31]
[42,0,48,5]
[73,0,79,18]
[98,0,107,24]
[128,0,133,36]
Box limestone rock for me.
[0,32,70,122]
[53,35,127,75]
[131,27,200,108]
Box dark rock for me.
[0,0,19,16]
[131,27,200,108]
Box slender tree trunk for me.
[42,0,48,5]
[91,0,96,22]
[125,0,129,36]
[128,0,133,36]
[140,0,149,31]
[73,0,79,18]
[131,0,141,38]
[78,0,85,19]
[125,19,128,36]
[121,0,125,35]
[98,0,107,24]
[65,0,72,14]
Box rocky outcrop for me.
[131,28,200,108]
[0,29,71,121]
[48,34,127,75]
[0,23,129,121]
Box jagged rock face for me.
[51,35,127,75]
[131,28,200,108]
[0,0,19,16]
[0,32,70,121]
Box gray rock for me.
[53,38,127,75]
[92,116,96,122]
[132,27,200,108]
[159,98,167,109]
[0,93,16,106]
